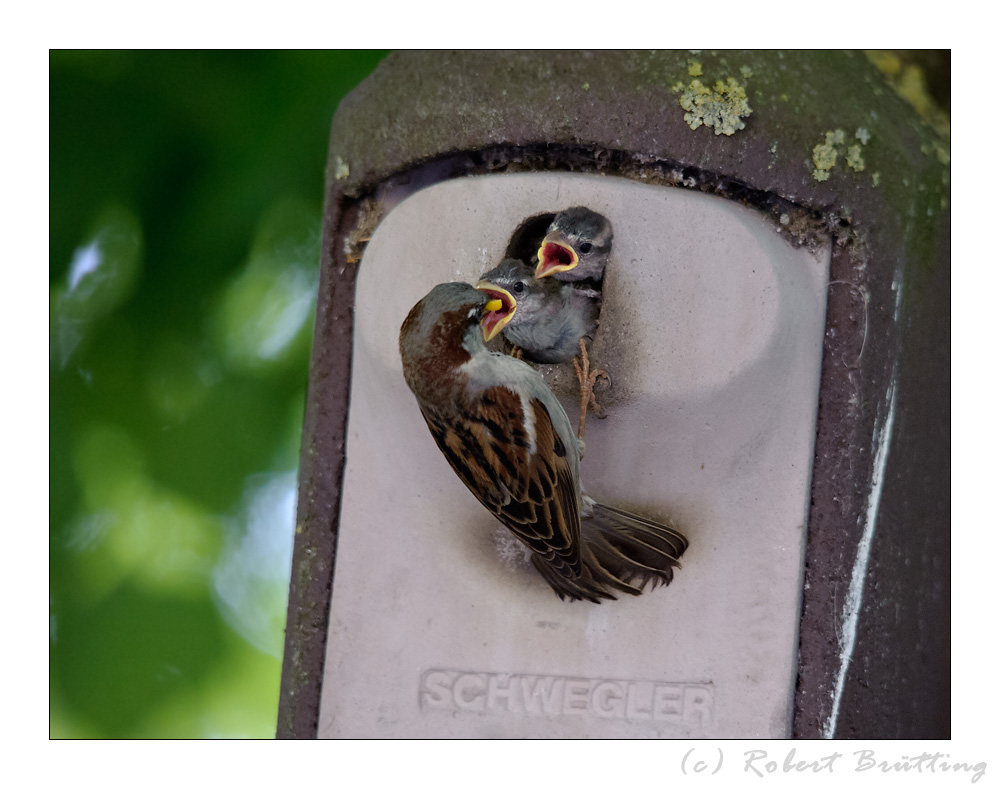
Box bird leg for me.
[572,338,609,440]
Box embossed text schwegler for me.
[420,669,712,727]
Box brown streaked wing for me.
[419,387,582,579]
[517,397,581,577]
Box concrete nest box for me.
[278,50,950,740]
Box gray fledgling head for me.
[536,207,613,282]
[476,258,563,342]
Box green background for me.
[50,50,388,738]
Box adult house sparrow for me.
[399,281,687,603]
[476,258,602,440]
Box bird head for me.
[535,207,613,281]
[475,258,533,342]
[399,282,502,393]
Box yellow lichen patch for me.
[811,128,870,181]
[334,156,350,180]
[846,145,865,172]
[679,77,752,136]
[688,60,703,77]
[811,130,842,179]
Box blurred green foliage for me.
[50,50,388,738]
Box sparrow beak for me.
[535,234,579,278]
[475,280,516,342]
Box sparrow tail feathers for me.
[580,503,688,595]
[532,503,688,603]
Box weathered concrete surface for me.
[279,50,949,739]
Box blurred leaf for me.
[212,471,296,658]
[145,336,221,422]
[213,196,320,373]
[70,423,222,601]
[51,205,142,368]
[72,422,148,507]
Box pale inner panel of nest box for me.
[317,172,831,738]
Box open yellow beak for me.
[535,235,579,278]
[475,280,517,342]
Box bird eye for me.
[579,242,593,254]
[512,281,525,293]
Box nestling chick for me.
[476,258,599,365]
[535,206,614,283]
[399,281,688,603]
[533,207,615,436]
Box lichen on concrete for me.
[813,131,841,169]
[812,128,869,181]
[846,145,865,172]
[812,130,842,181]
[678,76,752,136]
